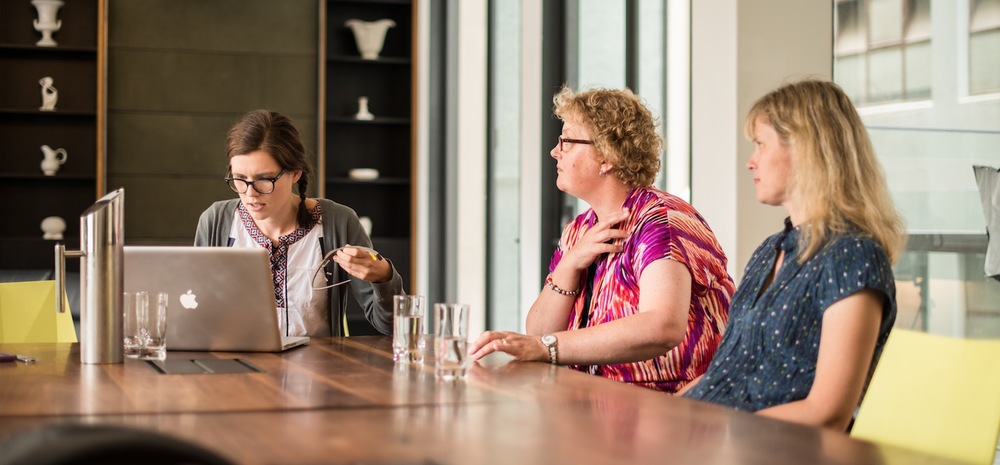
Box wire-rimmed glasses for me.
[310,245,384,291]
[224,169,287,194]
[558,136,593,152]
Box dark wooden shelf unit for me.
[323,0,414,335]
[0,0,104,273]
[327,54,410,65]
[327,115,410,125]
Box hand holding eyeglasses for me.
[336,245,383,262]
[311,244,390,290]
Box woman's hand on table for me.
[468,330,549,363]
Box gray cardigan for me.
[194,198,403,336]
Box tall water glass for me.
[393,295,426,363]
[138,292,168,360]
[434,303,470,380]
[122,291,144,358]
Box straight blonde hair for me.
[745,80,907,263]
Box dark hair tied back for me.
[227,109,314,228]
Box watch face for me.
[542,334,557,346]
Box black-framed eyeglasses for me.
[559,136,593,152]
[310,245,384,291]
[224,169,287,194]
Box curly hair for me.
[744,80,907,263]
[553,86,662,187]
[226,109,314,228]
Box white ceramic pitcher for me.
[40,144,68,175]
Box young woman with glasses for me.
[469,87,735,394]
[194,109,404,337]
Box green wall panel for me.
[109,0,317,54]
[107,0,319,244]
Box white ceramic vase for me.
[40,145,68,175]
[344,19,396,60]
[32,0,64,47]
[41,216,66,240]
[355,96,374,120]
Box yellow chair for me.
[851,329,1000,464]
[0,280,78,343]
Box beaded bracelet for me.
[545,275,580,296]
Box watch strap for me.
[543,334,558,365]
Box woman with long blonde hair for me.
[682,80,906,431]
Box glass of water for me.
[393,295,426,363]
[138,292,168,361]
[123,291,144,358]
[434,302,470,381]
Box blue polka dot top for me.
[684,218,896,411]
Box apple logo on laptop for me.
[180,290,199,309]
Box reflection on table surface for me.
[0,337,965,465]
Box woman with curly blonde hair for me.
[683,79,906,431]
[469,86,734,393]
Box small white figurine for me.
[355,96,374,120]
[41,216,66,240]
[39,76,58,111]
[40,145,68,176]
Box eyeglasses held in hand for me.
[310,245,384,291]
[224,169,287,194]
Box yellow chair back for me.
[0,280,78,343]
[851,329,1000,464]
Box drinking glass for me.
[393,295,426,363]
[138,292,168,360]
[434,303,470,380]
[122,291,144,358]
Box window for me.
[834,0,932,104]
[485,0,675,332]
[487,0,522,331]
[970,0,1000,94]
[834,1,1000,338]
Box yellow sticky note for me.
[852,329,1000,464]
[0,280,78,343]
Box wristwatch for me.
[541,334,558,365]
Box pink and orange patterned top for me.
[551,186,734,392]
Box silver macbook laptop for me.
[124,246,309,352]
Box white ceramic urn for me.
[32,0,64,47]
[344,19,396,60]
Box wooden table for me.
[0,337,961,465]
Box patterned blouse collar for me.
[777,216,801,254]
[582,186,645,227]
[237,202,322,250]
